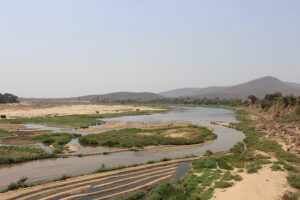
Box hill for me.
[79,92,164,102]
[160,76,300,99]
[21,92,164,103]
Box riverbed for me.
[0,107,245,190]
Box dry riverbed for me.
[0,103,162,118]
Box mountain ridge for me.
[160,76,300,99]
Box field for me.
[79,125,217,148]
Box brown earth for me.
[243,105,300,155]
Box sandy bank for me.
[0,104,163,118]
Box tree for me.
[248,95,258,104]
[0,93,19,104]
[264,92,282,101]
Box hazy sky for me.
[1,0,300,98]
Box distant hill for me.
[21,92,164,103]
[78,92,164,102]
[159,88,202,98]
[21,76,300,103]
[160,76,300,99]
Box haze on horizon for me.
[1,0,300,98]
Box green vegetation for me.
[32,133,74,154]
[6,177,28,191]
[148,158,240,200]
[0,93,18,104]
[148,182,188,200]
[79,125,217,148]
[270,164,283,171]
[55,174,72,181]
[0,110,162,128]
[0,129,15,138]
[282,191,300,200]
[287,174,300,189]
[0,146,50,164]
[120,190,146,200]
[147,110,299,200]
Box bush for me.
[7,176,28,191]
[287,174,300,189]
[121,190,146,200]
[217,159,233,170]
[148,183,186,200]
[282,191,300,200]
[283,163,298,172]
[247,164,262,174]
[230,142,245,154]
[271,164,283,171]
[193,158,217,170]
[214,181,233,188]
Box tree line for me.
[92,93,300,109]
[0,93,19,104]
[248,92,300,110]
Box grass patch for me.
[120,190,146,200]
[0,129,15,138]
[287,174,300,189]
[0,146,50,164]
[32,133,74,154]
[79,125,217,148]
[32,133,73,145]
[271,164,283,171]
[283,163,298,173]
[214,181,233,188]
[0,111,161,128]
[282,191,300,200]
[6,177,28,191]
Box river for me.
[0,107,245,190]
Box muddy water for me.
[0,107,245,190]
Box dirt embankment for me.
[244,105,300,155]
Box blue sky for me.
[1,0,300,97]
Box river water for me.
[0,107,245,190]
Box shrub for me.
[121,190,146,200]
[230,142,245,154]
[217,159,233,170]
[282,191,300,200]
[193,158,217,170]
[7,176,28,191]
[271,164,283,171]
[287,174,300,189]
[214,181,233,188]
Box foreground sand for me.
[213,165,295,200]
[0,103,162,118]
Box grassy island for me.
[79,125,217,148]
